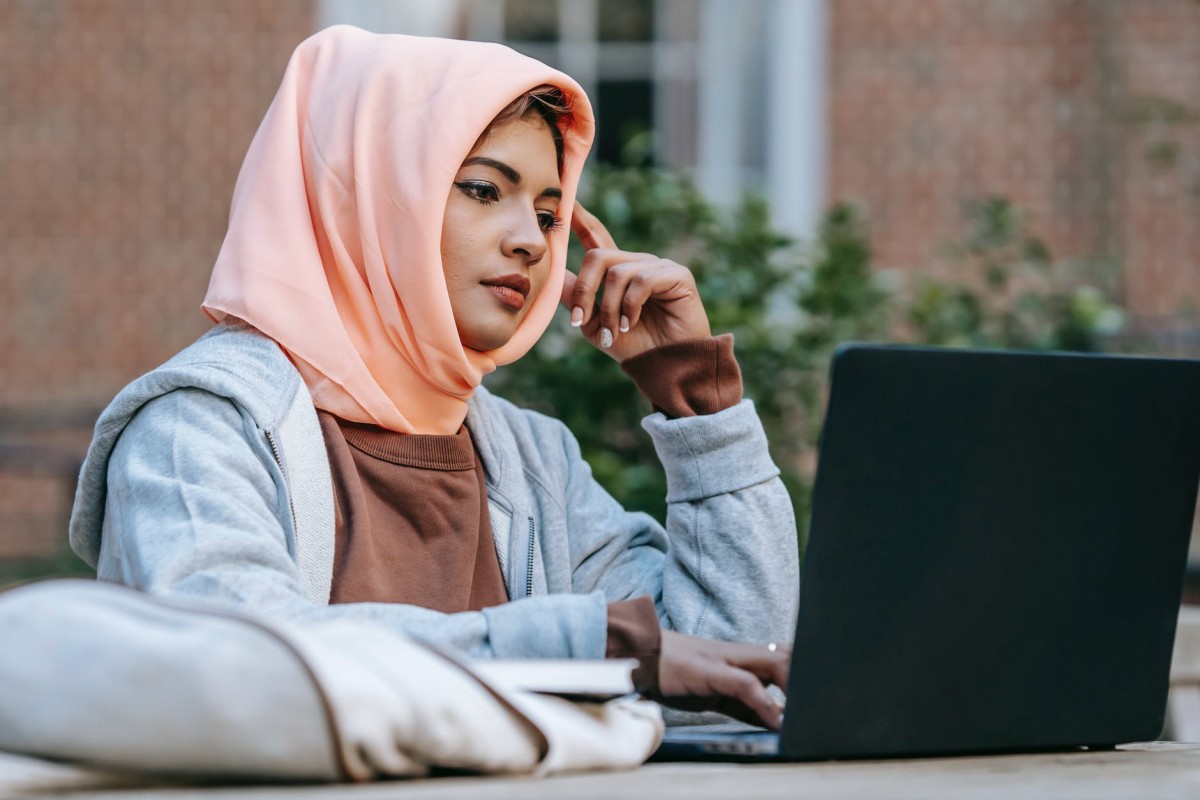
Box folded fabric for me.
[0,580,662,781]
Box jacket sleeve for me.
[563,398,800,645]
[97,388,608,660]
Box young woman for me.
[68,26,800,728]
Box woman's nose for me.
[501,211,547,267]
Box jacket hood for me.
[68,321,301,567]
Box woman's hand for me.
[652,631,791,730]
[563,204,711,362]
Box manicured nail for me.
[619,315,630,333]
[570,306,584,327]
[600,328,614,349]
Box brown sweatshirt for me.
[322,334,742,688]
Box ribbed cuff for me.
[605,596,663,694]
[641,399,780,503]
[620,334,743,418]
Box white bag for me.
[0,580,662,781]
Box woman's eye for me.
[455,181,498,205]
[537,212,563,233]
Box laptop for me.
[654,343,1200,762]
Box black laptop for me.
[655,344,1200,761]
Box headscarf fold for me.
[203,26,594,433]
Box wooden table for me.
[4,743,1200,800]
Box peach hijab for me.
[202,26,594,434]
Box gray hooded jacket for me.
[69,320,800,659]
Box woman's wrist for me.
[605,597,662,693]
[620,333,743,418]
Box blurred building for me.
[2,0,1199,560]
[322,0,829,249]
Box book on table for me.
[473,658,638,702]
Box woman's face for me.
[441,115,563,352]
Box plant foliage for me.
[486,166,1125,544]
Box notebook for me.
[654,344,1200,761]
[474,658,637,702]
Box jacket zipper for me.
[264,430,299,534]
[525,516,536,597]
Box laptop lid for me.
[780,344,1200,761]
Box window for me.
[595,79,654,165]
[598,0,654,42]
[504,0,558,42]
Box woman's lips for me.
[482,275,531,311]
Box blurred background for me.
[1,0,1198,587]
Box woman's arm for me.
[561,205,799,642]
[558,389,796,729]
[98,387,608,659]
[562,393,798,645]
[559,204,799,726]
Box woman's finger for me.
[559,271,612,349]
[615,262,696,332]
[598,260,651,339]
[559,268,578,308]
[727,642,792,694]
[569,248,654,328]
[570,202,618,250]
[711,667,784,731]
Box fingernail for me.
[570,307,584,327]
[600,328,614,349]
[619,315,630,333]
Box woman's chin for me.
[459,325,518,353]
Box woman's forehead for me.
[464,117,562,187]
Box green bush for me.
[907,197,1124,352]
[487,166,1126,546]
[487,162,890,539]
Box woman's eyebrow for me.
[462,156,562,199]
[463,156,521,184]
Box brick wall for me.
[1118,0,1200,319]
[0,0,315,558]
[2,0,1198,560]
[829,0,1200,318]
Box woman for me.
[68,26,799,728]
